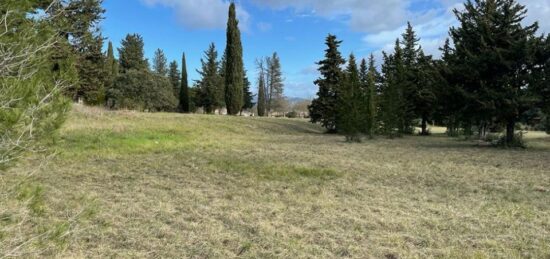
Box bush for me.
[494,131,527,148]
[107,69,177,112]
[286,111,298,118]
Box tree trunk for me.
[506,120,515,144]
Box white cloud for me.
[257,22,272,32]
[141,0,250,30]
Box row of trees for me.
[309,0,550,145]
[37,1,257,115]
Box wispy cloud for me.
[140,0,250,30]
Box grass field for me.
[2,105,550,258]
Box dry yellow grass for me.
[2,105,550,258]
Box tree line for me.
[309,0,550,146]
[20,0,262,115]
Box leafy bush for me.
[107,69,177,112]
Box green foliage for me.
[105,41,119,93]
[153,48,168,76]
[179,52,191,113]
[0,1,72,169]
[257,62,267,117]
[224,3,244,115]
[242,73,255,112]
[338,54,364,142]
[309,34,346,133]
[118,34,148,72]
[363,55,378,138]
[196,43,223,114]
[168,60,180,98]
[77,34,107,105]
[266,52,284,114]
[107,69,176,112]
[449,0,539,144]
[380,41,406,138]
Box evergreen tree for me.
[400,22,421,134]
[415,51,439,135]
[365,55,378,138]
[179,53,190,113]
[224,3,244,115]
[118,34,148,72]
[168,60,180,99]
[309,34,346,132]
[380,40,406,138]
[105,41,119,90]
[256,60,267,117]
[242,72,255,112]
[339,54,363,142]
[152,48,168,76]
[197,43,223,114]
[450,0,539,145]
[266,52,284,115]
[77,33,107,105]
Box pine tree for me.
[153,48,168,76]
[309,34,346,132]
[400,22,421,134]
[118,34,148,72]
[224,3,244,115]
[339,54,363,142]
[380,40,406,138]
[197,43,222,114]
[168,60,180,99]
[77,33,107,105]
[416,50,438,135]
[266,52,284,115]
[179,52,190,113]
[365,55,378,138]
[450,0,539,145]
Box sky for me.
[101,0,550,99]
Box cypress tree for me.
[168,60,180,99]
[257,61,267,117]
[78,33,107,105]
[153,48,168,76]
[309,34,346,133]
[179,52,190,113]
[224,3,244,115]
[106,41,118,81]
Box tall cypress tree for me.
[224,3,244,115]
[179,52,190,113]
[309,34,346,133]
[257,61,267,117]
[168,60,180,99]
[106,41,118,81]
[400,22,421,134]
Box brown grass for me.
[2,105,549,258]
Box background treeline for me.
[25,0,259,115]
[309,0,550,146]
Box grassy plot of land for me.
[3,105,550,258]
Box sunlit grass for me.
[3,105,549,258]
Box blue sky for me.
[101,0,549,98]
